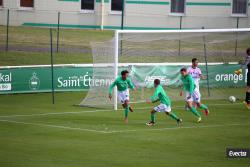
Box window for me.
[81,0,94,11]
[171,0,185,14]
[232,0,248,16]
[20,0,34,8]
[111,0,123,12]
[0,0,3,6]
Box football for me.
[229,96,236,103]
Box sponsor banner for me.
[0,67,93,94]
[0,64,246,94]
[130,64,246,88]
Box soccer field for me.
[0,92,250,167]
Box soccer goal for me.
[80,28,250,110]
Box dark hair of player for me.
[247,48,250,55]
[180,68,187,72]
[154,79,160,85]
[192,58,198,63]
[121,70,129,76]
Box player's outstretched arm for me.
[128,79,136,91]
[200,73,207,80]
[108,93,112,100]
[234,59,247,75]
[239,56,250,70]
[108,80,117,100]
[146,98,151,103]
[149,88,160,103]
[146,98,159,103]
[178,80,184,96]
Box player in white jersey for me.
[187,58,204,91]
[186,58,209,116]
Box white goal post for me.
[80,28,250,110]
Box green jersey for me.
[109,76,135,94]
[150,85,171,106]
[181,74,196,94]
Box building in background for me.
[0,0,249,29]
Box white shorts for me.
[154,104,171,113]
[118,89,129,104]
[185,88,201,103]
[195,83,200,92]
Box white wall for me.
[0,0,249,29]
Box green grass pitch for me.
[0,92,250,167]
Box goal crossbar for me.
[116,28,250,34]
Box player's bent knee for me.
[122,103,126,108]
[151,110,156,114]
[124,100,129,105]
[189,101,194,106]
[186,102,192,108]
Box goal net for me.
[80,28,250,110]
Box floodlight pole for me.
[121,0,125,30]
[50,29,55,104]
[202,27,211,97]
[114,31,119,110]
[56,11,60,53]
[6,9,9,52]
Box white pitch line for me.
[0,102,242,118]
[0,119,109,134]
[0,109,113,118]
[108,123,250,133]
[1,119,250,134]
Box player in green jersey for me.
[146,79,182,126]
[180,68,209,123]
[109,70,135,124]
